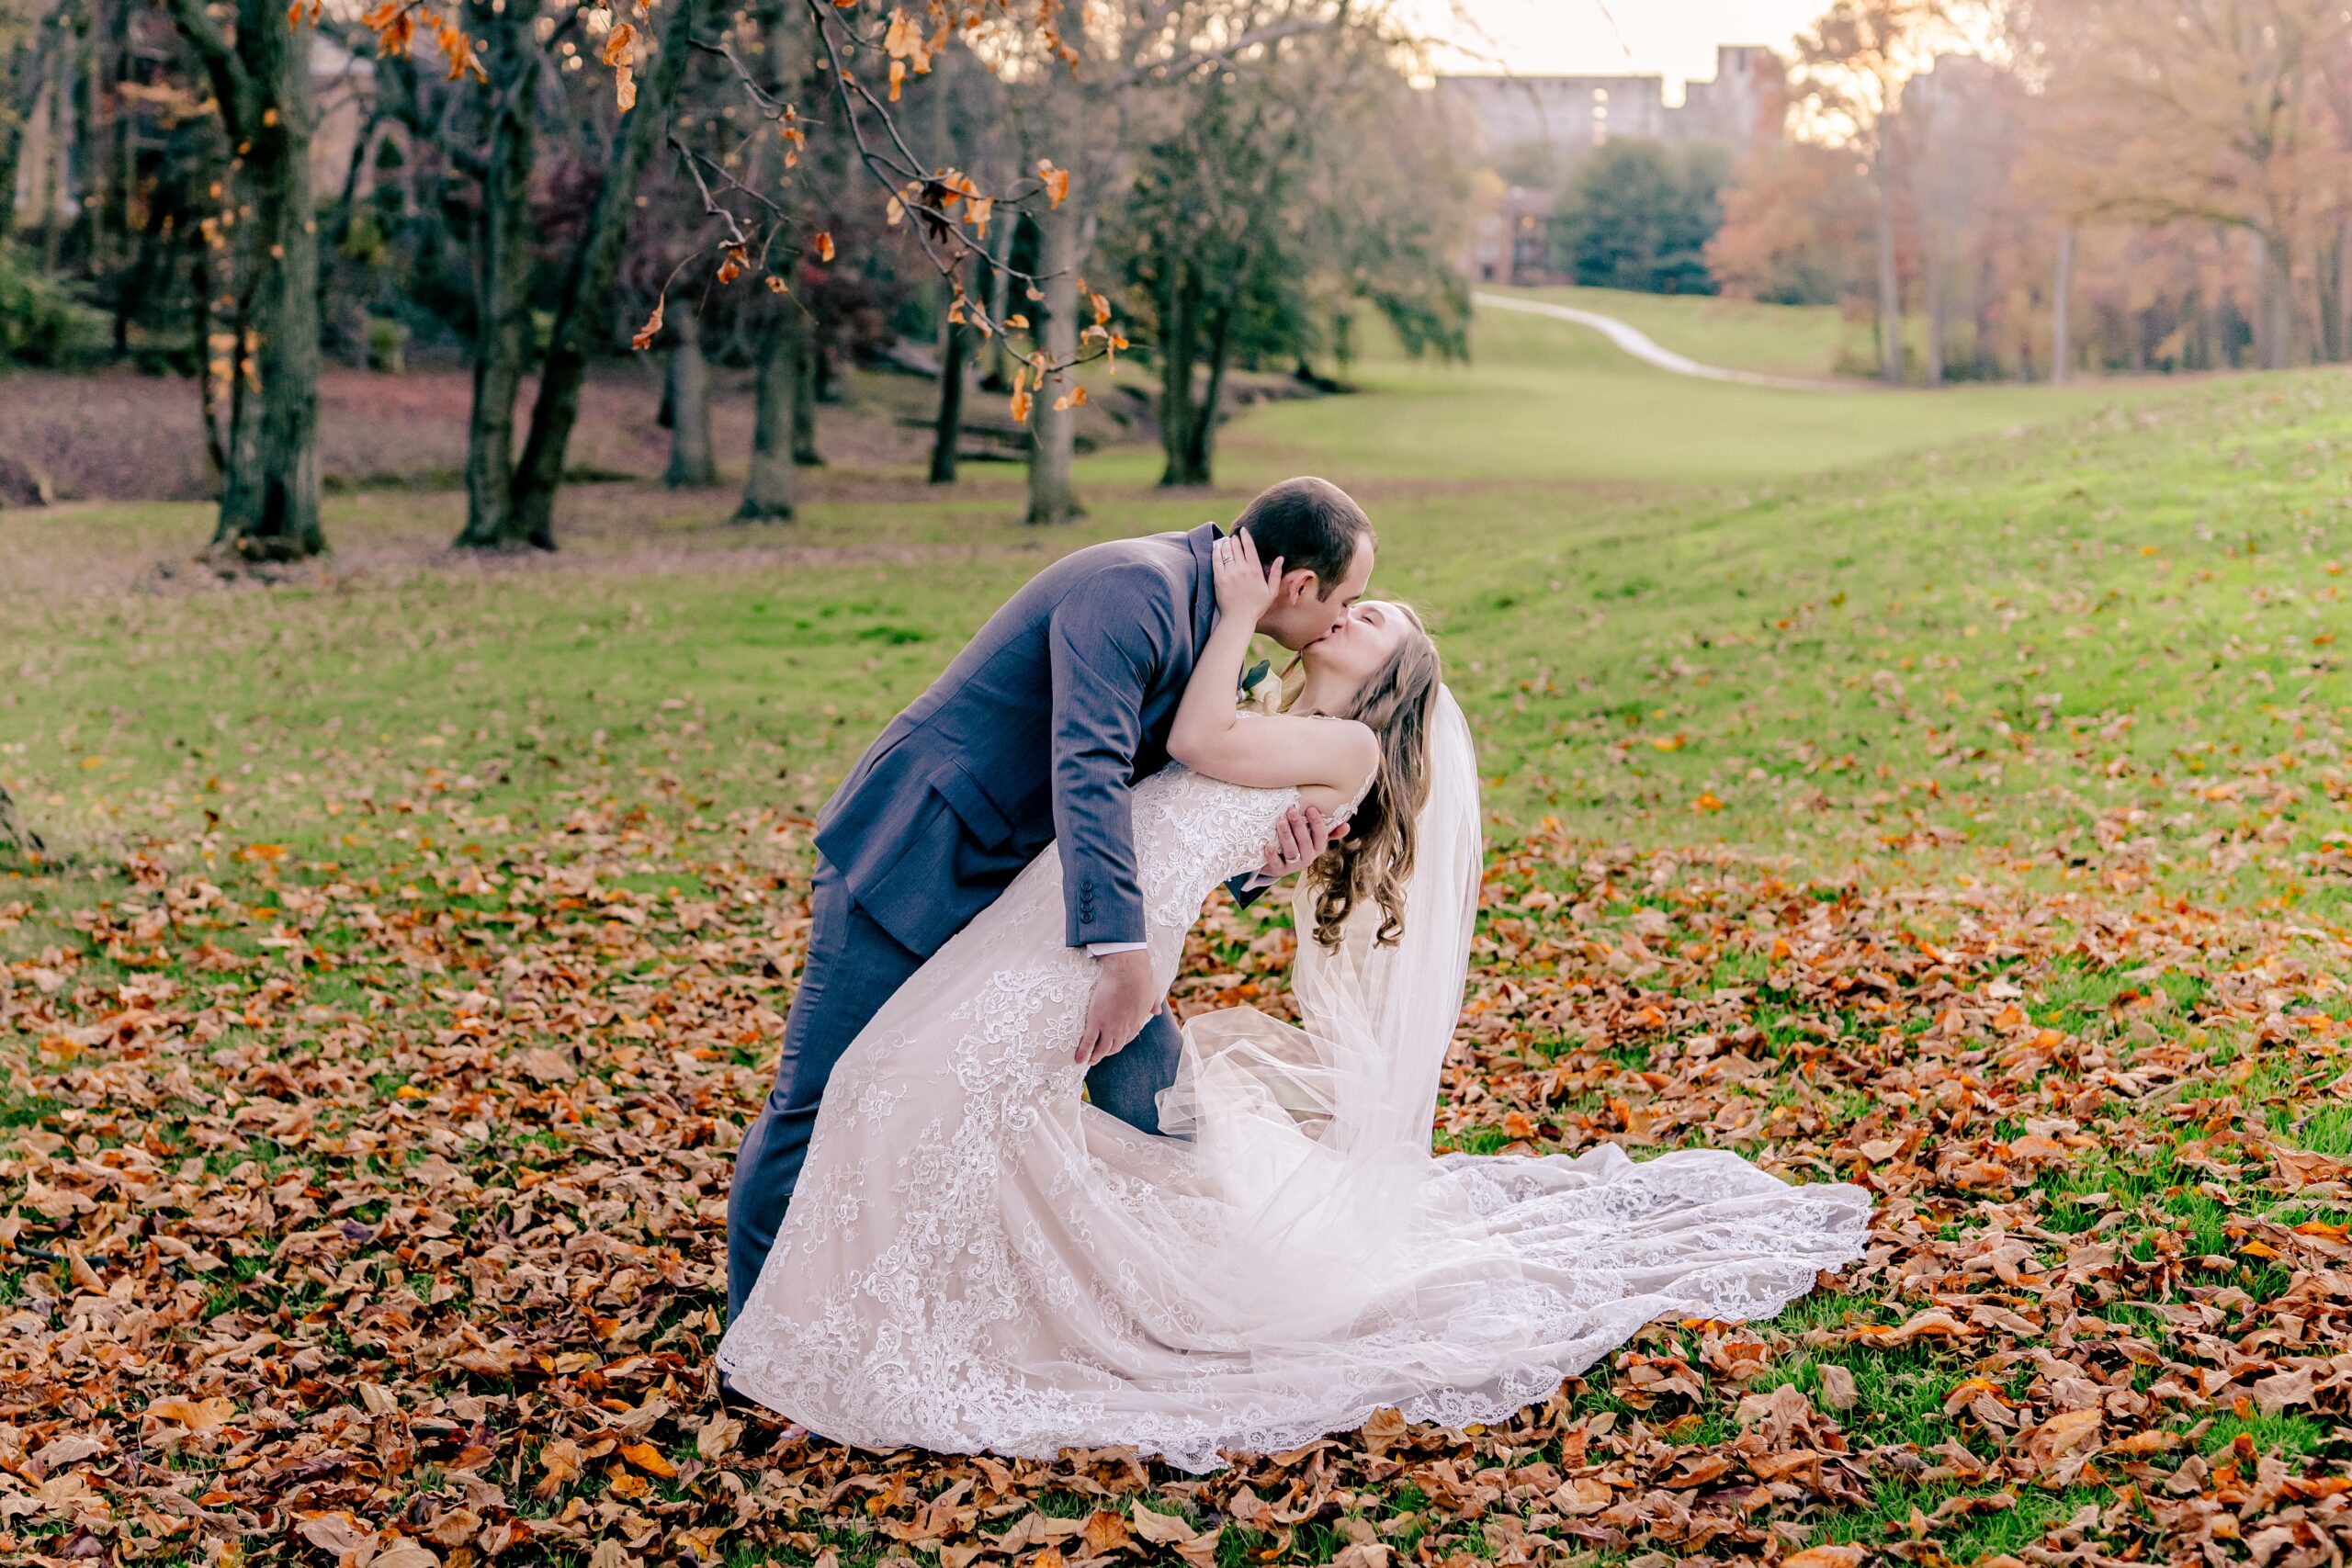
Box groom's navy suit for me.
[728,523,1227,1319]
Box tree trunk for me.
[171,0,322,561]
[1183,295,1233,485]
[1025,202,1085,525]
[113,186,170,358]
[1157,257,1197,487]
[980,256,1012,390]
[928,263,974,485]
[2318,217,2347,364]
[192,254,226,480]
[1922,247,1946,385]
[2050,224,2074,386]
[1873,166,1902,386]
[739,0,804,516]
[498,0,702,550]
[740,288,804,519]
[38,73,64,271]
[0,778,42,860]
[662,298,717,486]
[791,331,822,465]
[456,7,537,548]
[0,7,69,244]
[2258,232,2297,371]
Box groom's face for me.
[1259,537,1375,653]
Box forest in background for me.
[1497,0,2352,387]
[7,0,2352,561]
[0,0,1472,558]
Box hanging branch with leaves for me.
[360,0,1125,419]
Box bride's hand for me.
[1213,530,1283,623]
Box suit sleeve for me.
[1046,569,1175,948]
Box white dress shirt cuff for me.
[1086,941,1148,957]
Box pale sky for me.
[1408,0,1830,100]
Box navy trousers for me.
[725,855,1183,1321]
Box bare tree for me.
[165,0,322,558]
[662,297,718,485]
[455,0,707,548]
[1792,0,1946,385]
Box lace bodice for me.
[1133,765,1312,942]
[1132,715,1371,943]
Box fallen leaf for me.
[1131,1505,1203,1546]
[1784,1548,1869,1568]
[617,1441,676,1479]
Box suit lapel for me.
[1132,524,1223,776]
[1180,522,1219,660]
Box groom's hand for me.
[1077,949,1163,1066]
[1251,805,1345,886]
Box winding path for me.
[1474,291,1852,394]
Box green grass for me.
[10,310,2335,916]
[1501,284,1858,378]
[1222,299,2135,486]
[1496,283,2031,385]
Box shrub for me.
[0,244,109,367]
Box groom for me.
[726,476,1378,1320]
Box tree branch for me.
[161,0,256,141]
[1105,14,1332,89]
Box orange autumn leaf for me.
[1783,1550,1868,1568]
[1037,159,1069,207]
[600,21,635,66]
[630,299,664,351]
[814,231,835,263]
[618,1440,677,1478]
[883,7,933,71]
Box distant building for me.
[1435,46,1782,169]
[1466,186,1555,288]
[1438,46,1787,286]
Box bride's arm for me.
[1170,533,1378,798]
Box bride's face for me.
[1301,600,1414,697]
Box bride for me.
[720,532,1872,1472]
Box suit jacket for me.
[815,523,1222,956]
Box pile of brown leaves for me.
[4,806,2349,1568]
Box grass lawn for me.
[3,311,2349,1568]
[1494,285,1860,380]
[1222,302,2134,487]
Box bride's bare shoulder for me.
[1257,713,1377,807]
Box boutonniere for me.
[1238,658,1276,712]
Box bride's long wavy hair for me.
[1298,605,1443,951]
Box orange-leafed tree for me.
[1788,0,1948,383]
[2023,0,2352,369]
[1708,139,1877,309]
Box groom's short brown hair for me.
[1235,477,1374,600]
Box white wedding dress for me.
[719,698,1872,1473]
